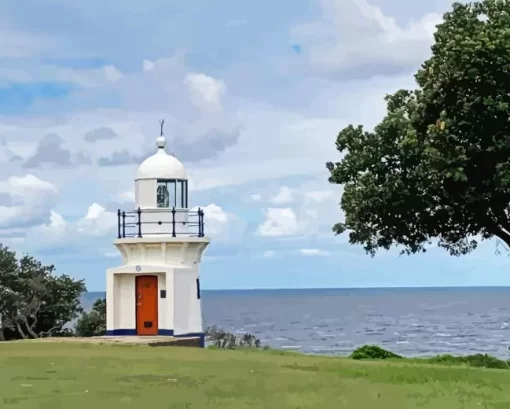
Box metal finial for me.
[159,119,165,136]
[156,120,166,150]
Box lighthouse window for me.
[156,180,184,208]
[156,183,169,208]
[183,180,188,208]
[176,181,182,208]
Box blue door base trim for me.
[104,329,205,347]
[105,329,137,336]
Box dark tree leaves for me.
[75,298,106,337]
[0,245,86,340]
[327,0,510,256]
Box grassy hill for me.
[1,341,509,408]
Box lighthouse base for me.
[105,263,204,347]
[99,334,205,348]
[103,330,206,348]
[35,336,204,348]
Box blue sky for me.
[0,0,508,291]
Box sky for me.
[0,0,508,291]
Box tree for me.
[34,274,88,337]
[75,298,106,337]
[327,0,510,256]
[0,245,86,340]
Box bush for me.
[75,299,106,337]
[349,345,403,360]
[349,346,510,370]
[205,325,262,349]
[426,353,510,370]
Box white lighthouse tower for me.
[105,123,210,346]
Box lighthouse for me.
[105,124,210,347]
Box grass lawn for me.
[1,341,509,408]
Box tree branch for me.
[39,324,63,338]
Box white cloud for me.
[5,201,118,253]
[48,210,66,227]
[84,202,106,219]
[257,208,300,237]
[184,72,226,112]
[76,203,117,236]
[200,203,228,232]
[0,174,58,229]
[250,194,261,201]
[250,179,341,240]
[270,186,294,205]
[282,181,343,239]
[299,248,330,256]
[192,203,245,242]
[143,59,155,71]
[291,0,443,79]
[115,190,135,203]
[104,65,123,82]
[0,174,57,194]
[33,210,67,242]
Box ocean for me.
[82,287,510,358]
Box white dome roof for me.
[135,136,187,180]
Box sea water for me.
[82,287,510,358]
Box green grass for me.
[1,341,510,408]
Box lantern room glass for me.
[156,179,188,208]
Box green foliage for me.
[205,325,262,349]
[425,353,510,369]
[75,298,106,337]
[350,345,510,370]
[327,0,510,256]
[0,245,86,340]
[349,345,403,360]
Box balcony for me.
[117,207,205,238]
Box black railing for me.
[117,207,205,239]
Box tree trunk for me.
[22,317,39,339]
[15,322,27,339]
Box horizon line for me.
[85,285,510,293]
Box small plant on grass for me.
[349,345,403,360]
[205,325,262,349]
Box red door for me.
[136,275,158,335]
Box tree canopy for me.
[327,0,510,256]
[0,245,86,340]
[75,298,106,337]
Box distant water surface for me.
[82,287,510,358]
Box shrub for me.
[205,325,262,349]
[349,345,403,360]
[426,353,510,370]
